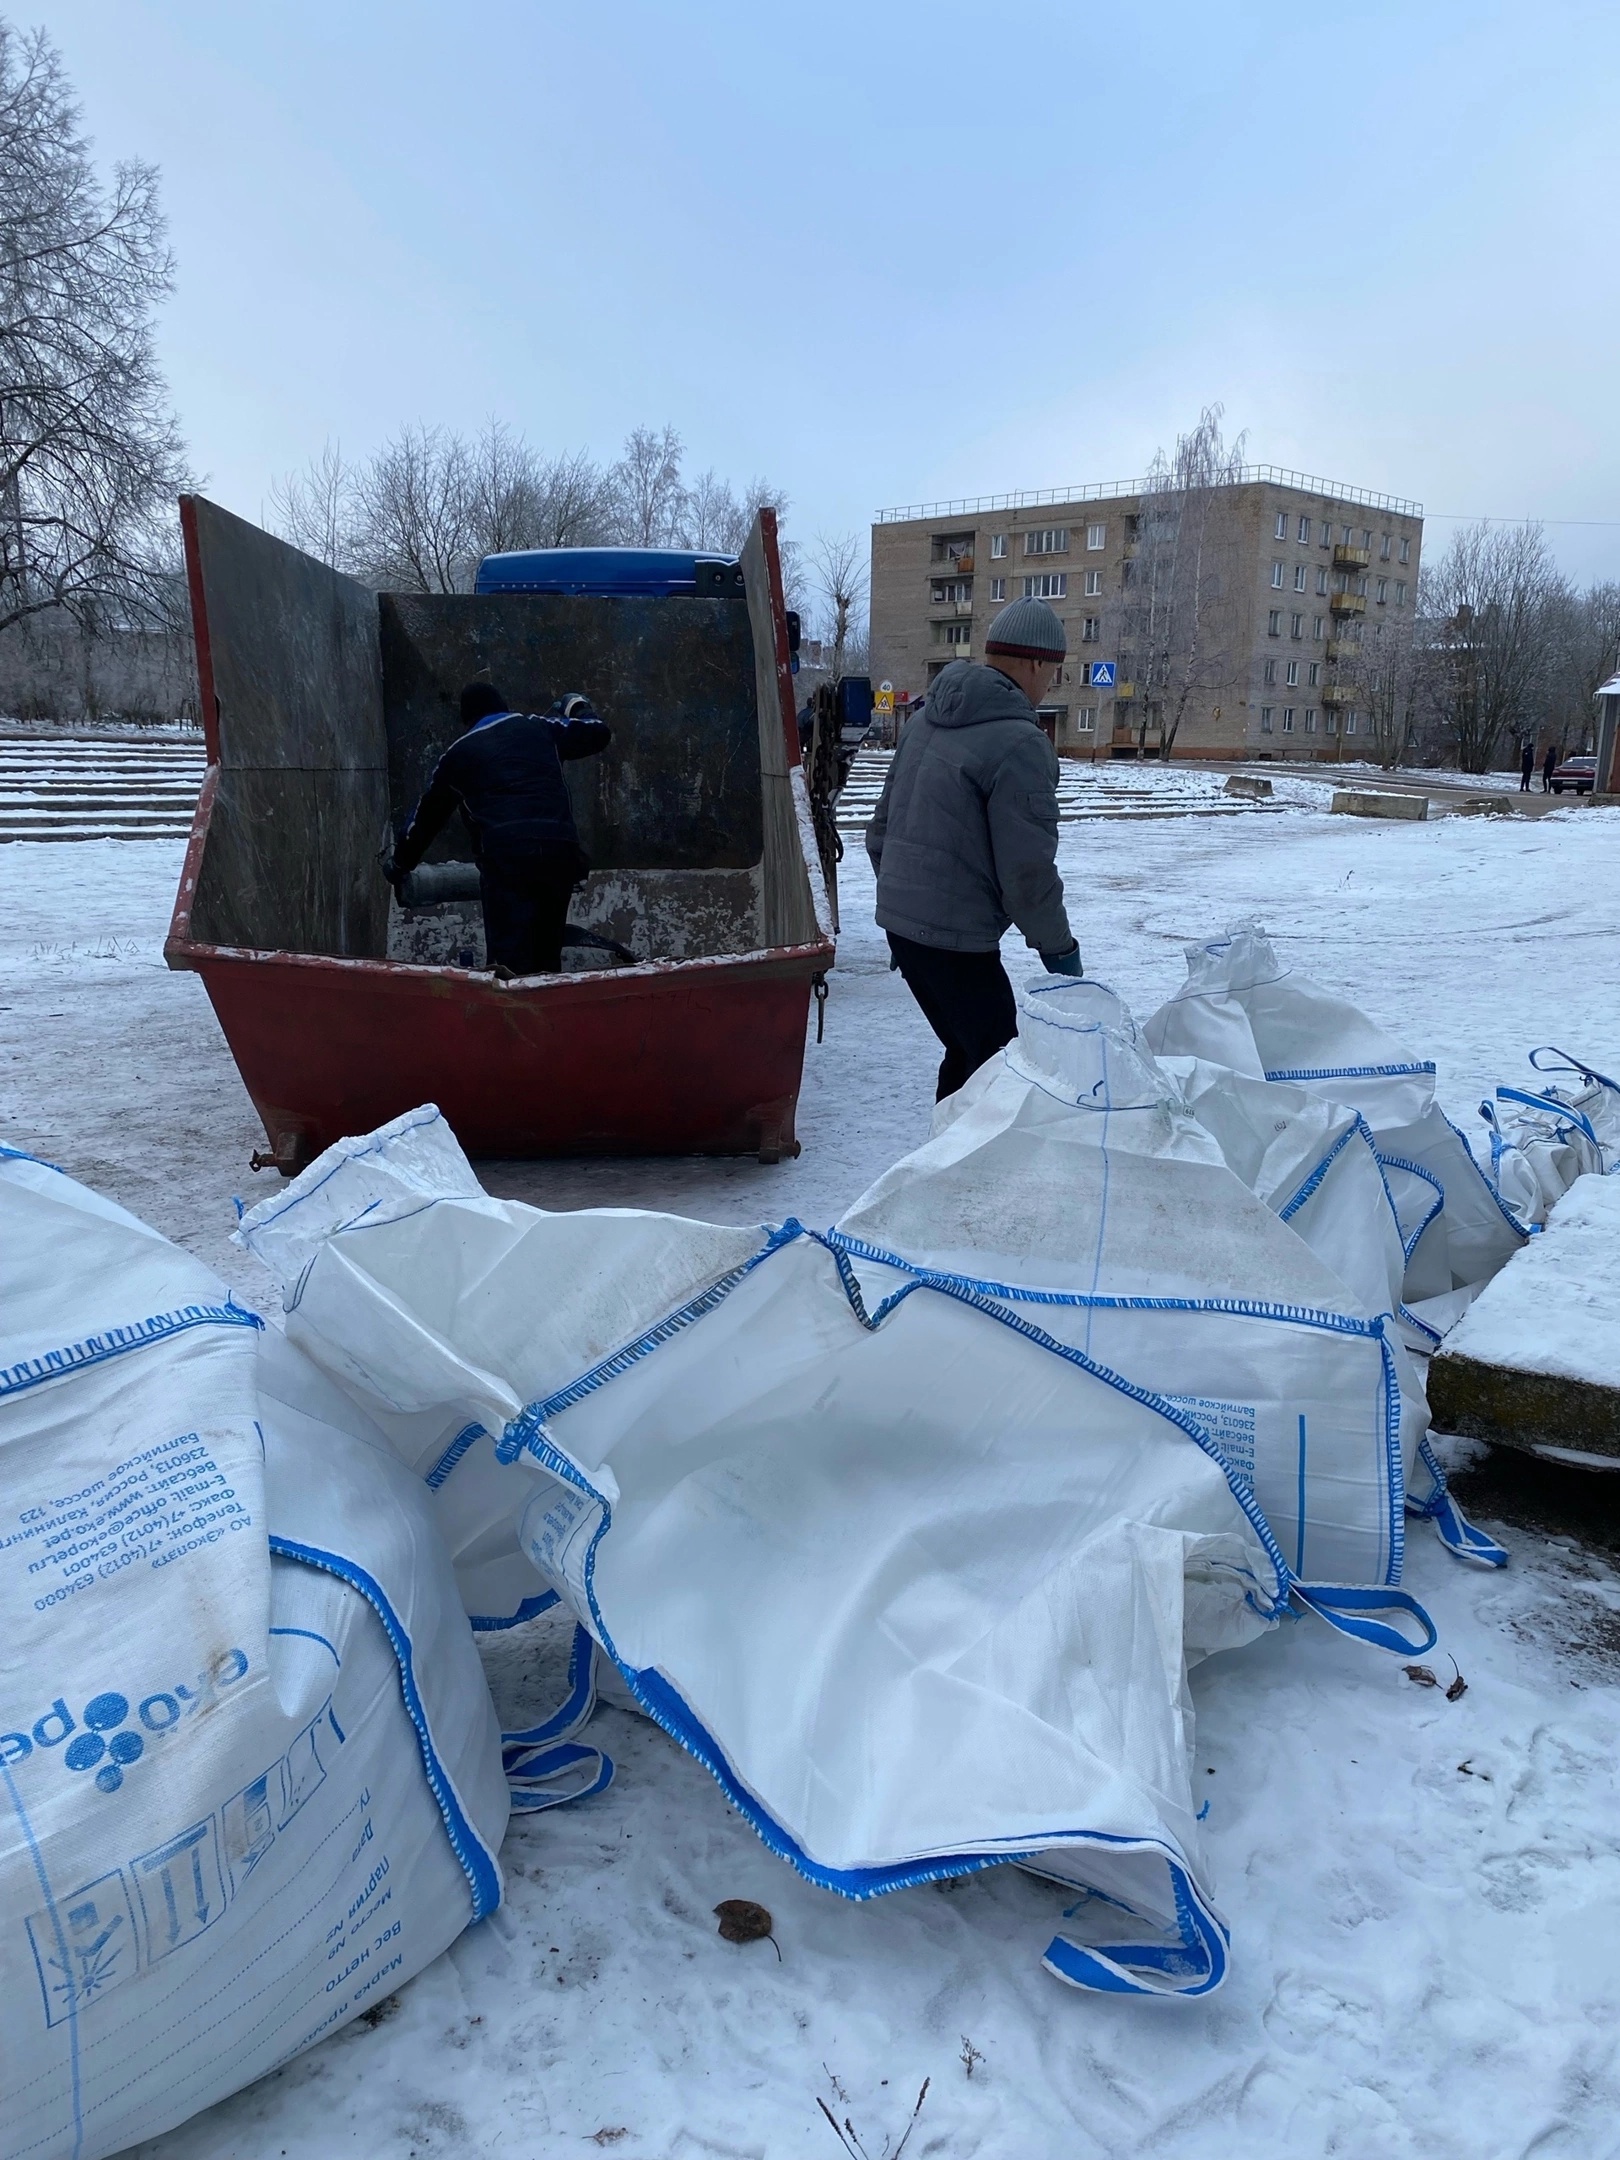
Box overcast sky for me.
[40,0,1620,582]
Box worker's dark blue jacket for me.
[393,708,612,874]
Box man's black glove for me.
[379,848,406,891]
[1041,943,1084,977]
[549,692,599,721]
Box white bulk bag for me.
[1480,1047,1620,1222]
[239,1039,1436,2002]
[1144,922,1528,1305]
[0,1146,507,2160]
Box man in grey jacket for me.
[867,595,1082,1100]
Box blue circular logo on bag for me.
[63,1694,144,1791]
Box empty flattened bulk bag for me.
[0,1146,507,2160]
[239,1072,1433,2000]
[1143,922,1528,1304]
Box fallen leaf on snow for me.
[1403,1665,1438,1688]
[714,1898,774,1944]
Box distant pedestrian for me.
[866,596,1082,1102]
[1520,741,1535,792]
[1542,743,1559,792]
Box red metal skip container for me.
[166,499,834,1171]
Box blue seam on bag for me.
[267,1536,501,1920]
[1277,1123,1359,1221]
[425,1422,487,1489]
[1263,1062,1435,1082]
[1295,1416,1308,1576]
[1442,1110,1535,1235]
[1378,1333,1404,1583]
[469,1590,561,1632]
[0,1301,263,1400]
[267,1626,341,1666]
[1374,1152,1445,1261]
[499,1221,803,1450]
[238,1107,448,1235]
[3,1758,83,2157]
[1398,1301,1442,1348]
[0,1142,67,1172]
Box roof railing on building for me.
[874,465,1423,525]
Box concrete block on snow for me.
[1428,1173,1620,1465]
[1330,789,1428,821]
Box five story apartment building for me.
[869,467,1423,759]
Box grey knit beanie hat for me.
[984,594,1067,661]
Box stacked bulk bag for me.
[237,995,1440,2002]
[0,1146,507,2160]
[1144,921,1529,1324]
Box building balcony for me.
[1333,545,1371,570]
[929,602,974,620]
[1325,640,1352,662]
[1320,684,1355,706]
[929,553,975,574]
[1330,591,1367,615]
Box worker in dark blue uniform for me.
[385,681,612,977]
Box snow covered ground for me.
[4,797,1620,2160]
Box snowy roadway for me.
[3,802,1620,2159]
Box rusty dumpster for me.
[166,498,834,1171]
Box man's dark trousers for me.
[888,932,1017,1101]
[480,855,580,975]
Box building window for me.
[1316,566,1328,595]
[989,577,1006,602]
[1290,613,1303,639]
[1307,661,1319,686]
[931,578,972,604]
[1081,616,1101,642]
[1298,514,1311,543]
[1325,708,1338,734]
[1399,537,1411,564]
[990,534,1006,559]
[1376,578,1388,604]
[1274,511,1288,539]
[1261,707,1274,732]
[1341,524,1353,546]
[1344,711,1358,734]
[1077,705,1097,732]
[1263,658,1277,684]
[1293,563,1306,592]
[1362,529,1373,549]
[1086,522,1106,550]
[1320,520,1332,545]
[1084,569,1101,596]
[943,622,971,646]
[1282,708,1296,732]
[1395,581,1407,605]
[1271,562,1285,588]
[1268,610,1282,636]
[1025,528,1069,555]
[1286,659,1299,686]
[1304,708,1317,732]
[1313,616,1324,641]
[1022,571,1067,599]
[1380,534,1392,560]
[930,530,975,567]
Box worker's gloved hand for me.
[1041,943,1084,977]
[378,850,406,891]
[550,692,598,721]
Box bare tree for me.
[532,448,611,546]
[349,424,475,591]
[809,530,868,678]
[1542,577,1620,756]
[268,441,357,571]
[1118,404,1247,760]
[1421,521,1561,772]
[607,423,685,545]
[0,22,187,634]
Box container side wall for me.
[184,495,390,958]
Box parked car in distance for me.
[1549,755,1598,794]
